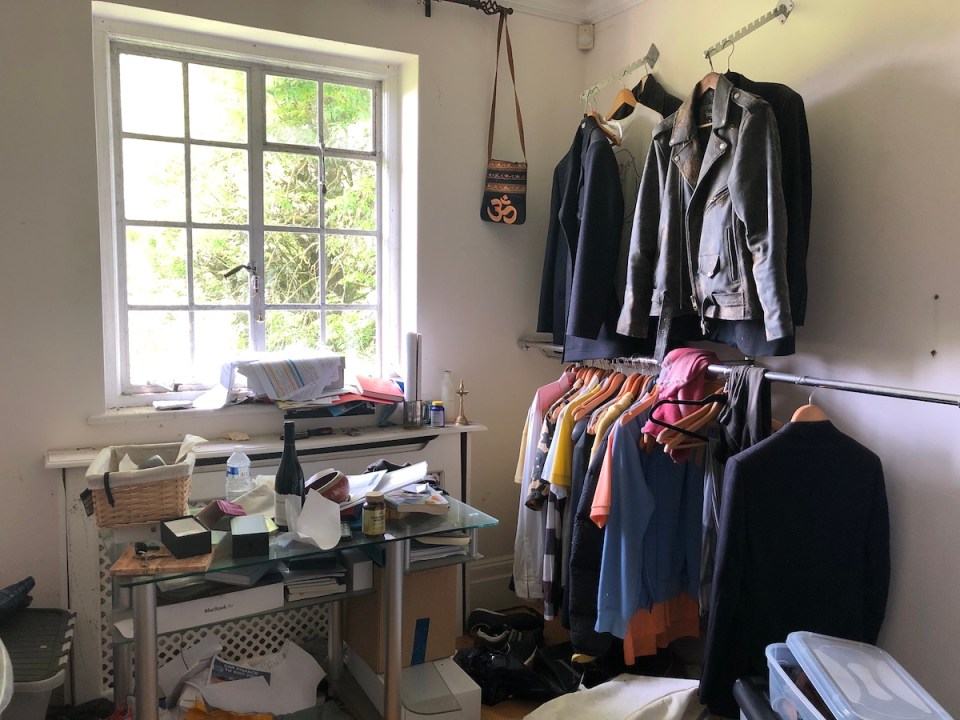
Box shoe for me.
[467,606,545,638]
[503,628,542,667]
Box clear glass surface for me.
[112,496,497,587]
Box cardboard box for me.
[114,582,284,639]
[345,645,480,720]
[345,564,458,674]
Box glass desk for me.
[111,497,498,720]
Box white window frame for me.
[92,3,404,409]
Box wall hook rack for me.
[419,0,513,18]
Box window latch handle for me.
[223,263,253,278]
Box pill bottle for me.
[430,401,445,428]
[362,491,386,536]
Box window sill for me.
[88,402,280,426]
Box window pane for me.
[122,138,186,222]
[126,226,187,305]
[128,310,190,386]
[119,53,184,137]
[266,75,319,146]
[263,151,320,227]
[191,145,249,224]
[193,229,250,304]
[265,231,319,305]
[188,64,247,143]
[195,311,250,378]
[323,83,373,151]
[264,309,322,353]
[325,158,376,231]
[325,234,376,305]
[326,309,377,363]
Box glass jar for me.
[430,401,445,428]
[362,491,386,536]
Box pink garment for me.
[641,348,719,460]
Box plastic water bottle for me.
[225,446,253,501]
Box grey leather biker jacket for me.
[617,74,794,343]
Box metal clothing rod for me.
[422,0,513,18]
[580,43,660,102]
[703,2,794,61]
[516,339,960,408]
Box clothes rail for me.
[703,2,794,62]
[420,0,512,18]
[579,43,660,102]
[516,339,960,408]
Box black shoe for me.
[467,606,545,639]
[503,628,542,666]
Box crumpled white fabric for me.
[524,675,704,720]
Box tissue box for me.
[161,516,211,558]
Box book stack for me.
[280,557,347,601]
[385,484,450,517]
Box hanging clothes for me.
[512,371,576,600]
[536,116,648,362]
[617,74,794,360]
[699,420,890,717]
[592,414,704,640]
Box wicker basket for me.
[85,442,196,528]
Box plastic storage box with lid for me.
[766,631,951,720]
[0,609,75,720]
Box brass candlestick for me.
[454,378,470,426]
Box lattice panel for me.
[97,541,329,695]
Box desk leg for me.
[132,583,158,720]
[328,600,342,692]
[384,541,403,720]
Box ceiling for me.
[508,0,646,24]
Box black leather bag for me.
[480,12,527,225]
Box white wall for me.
[584,0,960,712]
[3,0,958,712]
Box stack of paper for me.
[279,558,346,601]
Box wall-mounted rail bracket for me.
[421,0,513,18]
[703,1,795,61]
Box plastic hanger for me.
[618,382,660,427]
[574,371,625,421]
[646,391,728,442]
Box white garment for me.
[524,675,703,720]
[512,373,574,600]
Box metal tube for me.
[516,340,960,407]
[132,583,158,720]
[383,541,404,720]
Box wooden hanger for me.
[663,394,726,452]
[791,389,829,422]
[647,390,728,443]
[605,84,637,121]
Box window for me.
[94,16,401,407]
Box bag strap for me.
[487,11,526,162]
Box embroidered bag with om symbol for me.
[481,11,526,225]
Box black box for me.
[230,515,270,558]
[160,516,212,559]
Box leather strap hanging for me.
[480,11,527,225]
